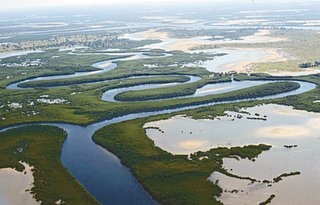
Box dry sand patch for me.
[257,125,311,138]
[197,86,233,94]
[178,139,209,149]
[0,162,39,205]
[168,30,287,51]
[139,29,169,39]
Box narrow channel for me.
[1,50,317,205]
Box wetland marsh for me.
[2,2,320,204]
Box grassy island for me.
[0,125,100,205]
[92,104,273,204]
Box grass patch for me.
[93,111,271,204]
[0,125,100,204]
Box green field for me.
[1,27,320,205]
[0,125,100,204]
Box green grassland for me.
[191,29,320,73]
[92,112,271,204]
[17,50,224,88]
[0,29,160,52]
[92,85,312,204]
[0,49,131,89]
[113,74,232,101]
[1,28,320,205]
[155,27,258,40]
[0,125,100,204]
[0,79,301,129]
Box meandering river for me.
[0,44,318,205]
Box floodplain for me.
[1,1,320,205]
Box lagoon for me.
[144,104,320,204]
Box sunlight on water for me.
[144,104,320,204]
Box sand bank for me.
[266,68,320,76]
[178,139,209,149]
[139,29,169,39]
[168,29,287,51]
[220,48,288,73]
[211,19,268,26]
[197,86,233,94]
[256,125,311,138]
[0,162,39,205]
[97,62,111,68]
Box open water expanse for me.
[144,104,320,204]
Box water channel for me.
[0,42,318,204]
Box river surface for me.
[0,40,318,205]
[6,52,172,90]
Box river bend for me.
[0,51,317,205]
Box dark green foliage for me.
[299,60,320,68]
[157,27,258,41]
[114,75,232,101]
[0,49,131,89]
[0,125,100,204]
[18,50,219,88]
[273,171,301,183]
[259,194,276,205]
[92,110,272,204]
[0,29,161,52]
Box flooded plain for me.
[144,104,320,204]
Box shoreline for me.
[132,29,306,75]
[0,162,39,205]
[227,48,288,73]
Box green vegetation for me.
[156,27,258,41]
[92,112,271,204]
[259,194,276,205]
[299,60,320,68]
[18,50,223,88]
[0,49,131,89]
[273,171,301,183]
[1,27,320,204]
[114,75,231,101]
[0,79,301,129]
[0,29,160,52]
[0,125,100,204]
[193,144,271,161]
[192,29,320,73]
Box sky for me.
[2,0,220,9]
[2,0,313,9]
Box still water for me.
[0,39,318,204]
[144,104,320,204]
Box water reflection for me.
[144,104,320,204]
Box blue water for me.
[0,49,318,205]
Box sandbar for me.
[168,29,287,51]
[0,162,39,205]
[197,86,233,94]
[256,125,312,139]
[178,139,209,149]
[139,29,169,39]
[219,48,287,73]
[97,62,111,68]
